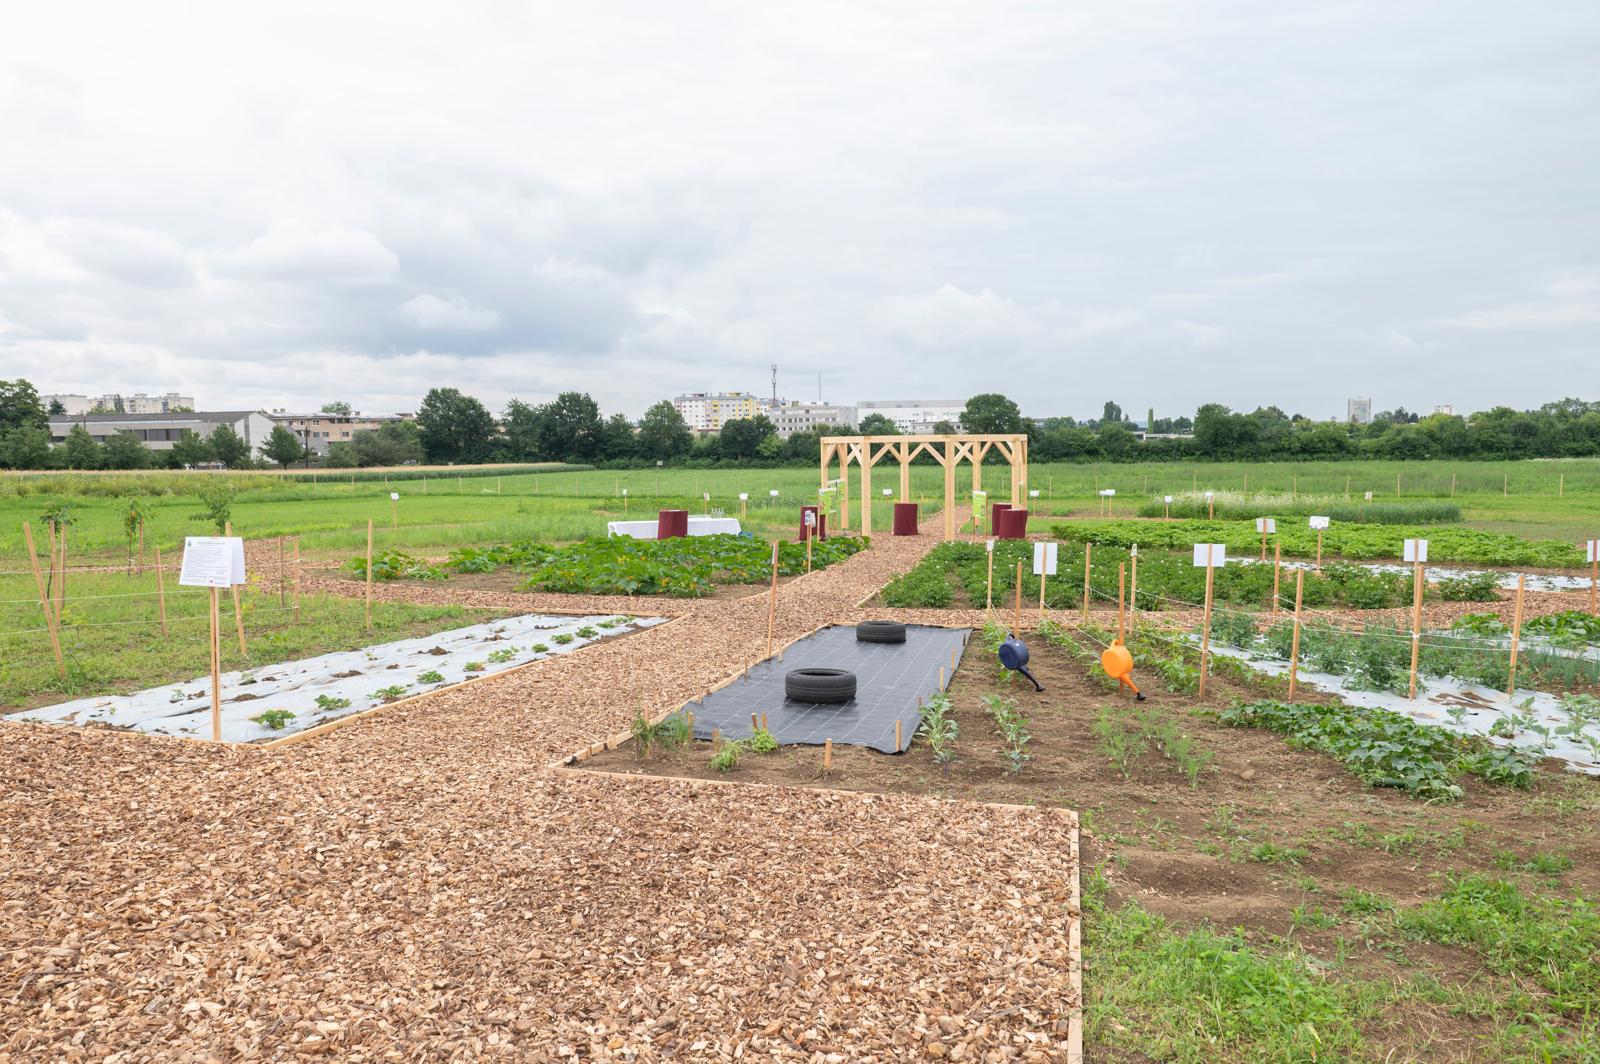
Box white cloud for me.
[219,221,399,285]
[1441,275,1600,330]
[398,293,502,332]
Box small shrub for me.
[486,647,517,663]
[417,670,445,684]
[530,643,550,653]
[370,684,411,703]
[918,693,960,775]
[576,625,599,639]
[250,708,296,730]
[552,633,575,646]
[1437,572,1500,601]
[749,726,779,754]
[464,661,485,672]
[709,740,743,773]
[313,694,351,712]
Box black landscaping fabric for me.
[687,624,970,754]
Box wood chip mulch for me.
[2,525,1082,1061]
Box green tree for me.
[718,415,776,460]
[46,398,66,416]
[0,379,48,433]
[0,425,52,469]
[636,400,692,460]
[598,412,637,461]
[500,399,545,460]
[320,401,353,415]
[262,424,305,469]
[960,394,1023,434]
[351,421,424,466]
[102,430,152,469]
[857,413,900,435]
[169,429,215,468]
[1101,400,1124,425]
[60,423,102,469]
[536,392,604,461]
[193,484,235,534]
[930,419,957,435]
[208,424,252,468]
[324,441,359,468]
[416,387,497,463]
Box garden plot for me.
[1206,642,1600,775]
[7,612,664,743]
[1238,555,1595,593]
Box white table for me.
[606,517,743,540]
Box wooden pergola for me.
[819,434,1029,539]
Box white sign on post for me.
[390,491,399,501]
[769,490,779,497]
[882,488,893,496]
[1255,518,1276,534]
[1192,543,1226,567]
[1164,495,1174,504]
[703,493,710,502]
[1364,491,1374,501]
[1403,538,1429,563]
[1309,515,1330,530]
[1204,491,1214,500]
[986,539,996,553]
[738,492,748,501]
[623,488,628,496]
[1033,542,1059,576]
[1029,489,1040,498]
[1588,540,1599,563]
[804,511,816,527]
[179,536,245,589]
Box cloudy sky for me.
[2,2,1596,422]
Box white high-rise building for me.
[1347,397,1373,425]
[761,401,857,438]
[855,399,967,434]
[671,392,762,432]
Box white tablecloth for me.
[606,517,743,540]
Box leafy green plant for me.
[551,633,574,646]
[575,625,598,639]
[1093,707,1150,779]
[917,692,960,775]
[656,714,691,749]
[370,684,411,703]
[313,694,351,711]
[486,647,517,663]
[1437,571,1500,601]
[250,708,296,730]
[191,485,233,534]
[417,670,445,684]
[530,643,550,653]
[982,692,1031,773]
[749,725,778,754]
[1453,613,1508,637]
[344,548,445,581]
[709,740,743,773]
[463,661,485,672]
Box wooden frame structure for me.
[820,434,1029,539]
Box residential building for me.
[48,410,274,453]
[672,392,762,432]
[761,401,857,439]
[1347,397,1373,425]
[1434,404,1456,416]
[265,409,415,456]
[41,393,93,416]
[855,399,967,434]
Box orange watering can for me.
[1100,639,1145,701]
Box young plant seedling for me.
[250,709,297,731]
[314,694,351,712]
[417,670,446,685]
[371,684,411,704]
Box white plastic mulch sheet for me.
[1208,643,1600,776]
[8,613,665,744]
[1234,556,1595,592]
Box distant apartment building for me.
[265,409,414,456]
[855,399,967,434]
[41,393,93,416]
[1434,404,1456,416]
[761,401,857,439]
[110,392,195,414]
[48,410,274,453]
[1347,397,1373,425]
[672,392,762,432]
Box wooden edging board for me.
[261,613,687,750]
[560,761,1083,1063]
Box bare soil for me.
[581,635,1600,1062]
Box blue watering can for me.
[998,634,1044,691]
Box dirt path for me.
[0,526,1083,1061]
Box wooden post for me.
[278,537,287,607]
[1316,530,1324,571]
[1129,547,1138,628]
[1344,474,1351,499]
[1116,562,1126,641]
[390,494,398,530]
[224,521,246,656]
[1207,495,1214,519]
[22,522,65,677]
[1504,472,1508,496]
[1272,543,1281,617]
[209,586,222,742]
[766,539,780,658]
[292,536,302,622]
[1291,473,1296,499]
[894,719,902,750]
[1559,473,1564,498]
[1450,472,1456,496]
[823,737,833,774]
[1038,557,1047,623]
[1199,555,1215,697]
[805,525,813,573]
[365,518,374,629]
[138,515,145,575]
[1591,546,1598,615]
[985,542,994,620]
[154,544,168,637]
[1396,471,1401,496]
[1288,570,1304,700]
[55,523,67,622]
[1260,527,1266,561]
[1081,543,1091,624]
[1013,561,1022,634]
[1408,559,1424,699]
[1507,574,1526,700]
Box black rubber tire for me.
[855,620,907,644]
[784,668,857,703]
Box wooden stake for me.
[278,537,287,607]
[1450,472,1456,496]
[1504,472,1508,496]
[138,515,145,575]
[822,738,833,773]
[1129,547,1139,628]
[365,518,374,629]
[1013,561,1022,634]
[1198,557,1215,698]
[765,539,780,658]
[224,522,246,656]
[1507,573,1526,700]
[985,544,994,620]
[805,525,813,573]
[761,713,768,730]
[1344,474,1351,499]
[209,586,222,742]
[1316,530,1324,571]
[55,524,67,622]
[154,544,168,637]
[1116,562,1126,641]
[712,727,721,751]
[894,719,902,750]
[23,522,65,677]
[1038,561,1047,623]
[1408,559,1424,700]
[1288,570,1304,700]
[1272,544,1281,617]
[391,494,398,530]
[292,536,302,623]
[1260,528,1267,561]
[1081,543,1092,624]
[1591,549,1598,615]
[751,712,759,732]
[938,665,945,689]
[1559,473,1564,497]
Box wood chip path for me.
[2,525,1082,1062]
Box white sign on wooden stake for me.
[882,488,893,496]
[1255,517,1277,534]
[1309,515,1330,530]
[1364,491,1374,501]
[804,511,816,527]
[769,490,779,497]
[985,539,995,553]
[1403,538,1429,563]
[738,492,748,501]
[390,491,399,501]
[1029,489,1040,498]
[1164,495,1174,504]
[1033,542,1058,576]
[179,536,245,589]
[1192,543,1226,567]
[1586,539,1598,563]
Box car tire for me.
[855,620,907,644]
[784,668,857,703]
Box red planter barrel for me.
[892,502,919,536]
[990,503,1012,536]
[997,507,1029,540]
[657,509,689,539]
[797,507,827,542]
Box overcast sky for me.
[2,2,1596,422]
